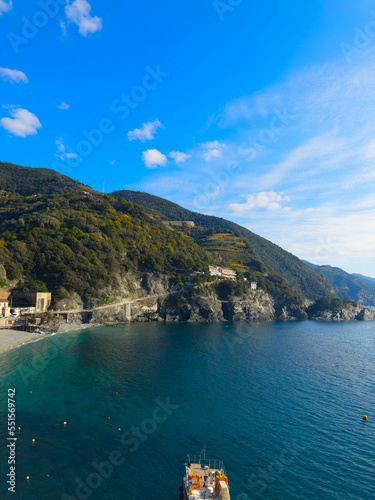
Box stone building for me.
[11,292,52,312]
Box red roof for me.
[0,299,9,302]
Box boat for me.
[181,452,230,499]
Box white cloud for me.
[65,0,102,36]
[200,140,226,161]
[55,138,78,160]
[109,160,116,165]
[168,151,191,163]
[141,149,167,169]
[0,68,28,84]
[128,119,163,142]
[0,0,12,16]
[58,102,70,110]
[1,107,41,137]
[229,191,290,212]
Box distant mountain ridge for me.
[352,273,375,287]
[304,261,375,305]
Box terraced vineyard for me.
[192,231,266,277]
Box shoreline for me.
[0,329,49,356]
[0,324,92,357]
[1,309,374,357]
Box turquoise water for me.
[1,320,375,499]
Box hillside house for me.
[0,298,11,317]
[250,282,258,292]
[206,265,237,280]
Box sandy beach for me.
[0,329,47,355]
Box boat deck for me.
[183,462,229,499]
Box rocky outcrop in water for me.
[309,305,375,322]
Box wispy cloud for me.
[229,191,290,212]
[55,137,78,160]
[1,107,42,137]
[141,149,167,168]
[128,119,163,142]
[0,68,28,84]
[109,160,116,165]
[200,140,226,161]
[0,0,12,16]
[58,102,70,110]
[60,20,67,37]
[65,0,102,36]
[168,151,191,163]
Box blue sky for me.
[1,0,375,276]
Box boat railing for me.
[187,455,226,475]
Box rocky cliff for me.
[39,273,375,333]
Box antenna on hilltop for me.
[102,180,105,194]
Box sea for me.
[1,320,375,500]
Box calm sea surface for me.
[1,320,375,499]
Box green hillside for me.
[0,161,93,196]
[0,190,212,306]
[112,190,335,301]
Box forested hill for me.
[0,162,93,196]
[0,190,213,306]
[112,190,335,301]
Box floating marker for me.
[18,427,21,430]
[363,415,368,421]
[116,392,118,395]
[64,422,67,425]
[32,439,35,443]
[26,476,29,481]
[107,417,110,420]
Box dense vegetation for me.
[113,190,336,302]
[0,191,212,306]
[0,161,92,196]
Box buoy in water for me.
[32,439,35,443]
[363,415,368,421]
[26,476,29,481]
[63,422,67,425]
